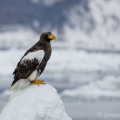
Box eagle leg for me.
[32,78,45,85]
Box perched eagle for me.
[10,32,56,91]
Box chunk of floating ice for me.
[0,84,72,120]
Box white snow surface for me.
[0,0,120,51]
[63,0,120,50]
[62,76,120,100]
[22,50,44,62]
[0,84,72,120]
[0,49,120,76]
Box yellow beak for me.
[48,34,56,40]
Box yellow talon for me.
[32,79,45,85]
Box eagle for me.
[10,32,56,91]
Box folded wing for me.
[12,50,44,86]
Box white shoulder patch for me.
[22,50,45,62]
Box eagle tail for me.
[10,79,28,91]
[10,80,20,91]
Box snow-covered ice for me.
[62,76,120,100]
[0,84,72,120]
[0,49,120,76]
[63,0,120,51]
[1,0,120,51]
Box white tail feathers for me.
[10,80,20,91]
[10,79,28,91]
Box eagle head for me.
[40,32,56,42]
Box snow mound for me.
[62,76,120,101]
[0,84,72,120]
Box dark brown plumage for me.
[11,32,56,86]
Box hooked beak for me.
[48,34,56,40]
